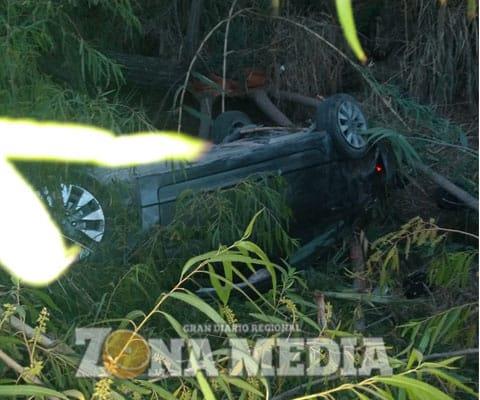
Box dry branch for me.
[248,89,293,126]
[0,349,42,385]
[0,350,59,400]
[4,314,75,355]
[413,161,479,212]
[270,90,322,108]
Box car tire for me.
[315,94,368,159]
[210,111,252,144]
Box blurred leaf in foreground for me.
[0,119,208,286]
[335,0,367,64]
[467,0,477,20]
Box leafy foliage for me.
[428,250,477,289]
[366,217,445,289]
[0,0,147,130]
[399,303,477,355]
[0,0,477,398]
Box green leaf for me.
[26,288,62,312]
[250,313,287,325]
[297,311,322,333]
[191,71,224,93]
[422,356,464,369]
[169,291,231,335]
[181,250,221,278]
[208,264,232,305]
[160,311,189,339]
[62,389,86,400]
[195,370,217,400]
[140,381,178,400]
[115,381,151,396]
[423,368,478,397]
[221,376,264,397]
[0,385,68,399]
[183,105,211,122]
[242,209,264,240]
[352,389,369,400]
[118,310,146,329]
[375,376,453,400]
[234,241,277,300]
[406,348,423,369]
[428,312,448,353]
[335,0,367,63]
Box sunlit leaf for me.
[0,159,78,286]
[0,119,207,165]
[0,118,208,286]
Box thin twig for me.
[423,348,478,361]
[271,374,340,400]
[248,12,409,128]
[222,0,239,113]
[0,349,42,382]
[434,227,479,240]
[177,9,249,132]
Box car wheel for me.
[210,111,252,144]
[40,177,109,259]
[315,94,368,159]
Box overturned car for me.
[40,94,393,259]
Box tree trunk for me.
[184,0,204,61]
[105,51,184,87]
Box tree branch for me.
[413,161,478,212]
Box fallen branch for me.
[270,89,322,108]
[248,88,293,127]
[423,348,479,361]
[321,291,426,305]
[413,161,479,212]
[0,349,43,384]
[4,313,75,355]
[0,349,60,400]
